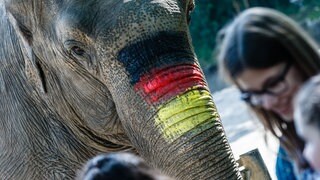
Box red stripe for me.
[134,64,207,104]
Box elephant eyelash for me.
[70,47,92,65]
[64,40,88,58]
[71,46,86,56]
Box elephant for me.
[0,0,242,179]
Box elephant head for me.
[0,0,241,179]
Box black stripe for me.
[117,31,194,84]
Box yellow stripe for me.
[155,88,220,142]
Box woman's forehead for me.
[235,63,285,90]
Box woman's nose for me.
[260,94,279,110]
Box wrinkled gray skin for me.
[0,0,241,179]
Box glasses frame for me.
[240,62,292,106]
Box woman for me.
[217,7,320,179]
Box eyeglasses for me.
[240,62,292,106]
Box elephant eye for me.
[63,40,96,72]
[71,46,86,56]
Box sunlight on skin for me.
[156,88,219,141]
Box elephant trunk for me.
[136,63,241,179]
[116,31,242,179]
[134,63,213,141]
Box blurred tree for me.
[189,0,235,69]
[296,0,320,43]
[189,0,320,92]
[189,0,300,69]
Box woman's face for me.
[235,62,304,121]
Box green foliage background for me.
[189,0,320,70]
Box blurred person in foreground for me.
[77,152,174,180]
[294,74,320,178]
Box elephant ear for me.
[4,0,59,34]
[5,3,47,93]
[4,0,38,34]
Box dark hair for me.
[218,7,320,170]
[295,74,320,130]
[222,23,293,78]
[78,152,173,180]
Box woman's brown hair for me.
[218,7,320,170]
